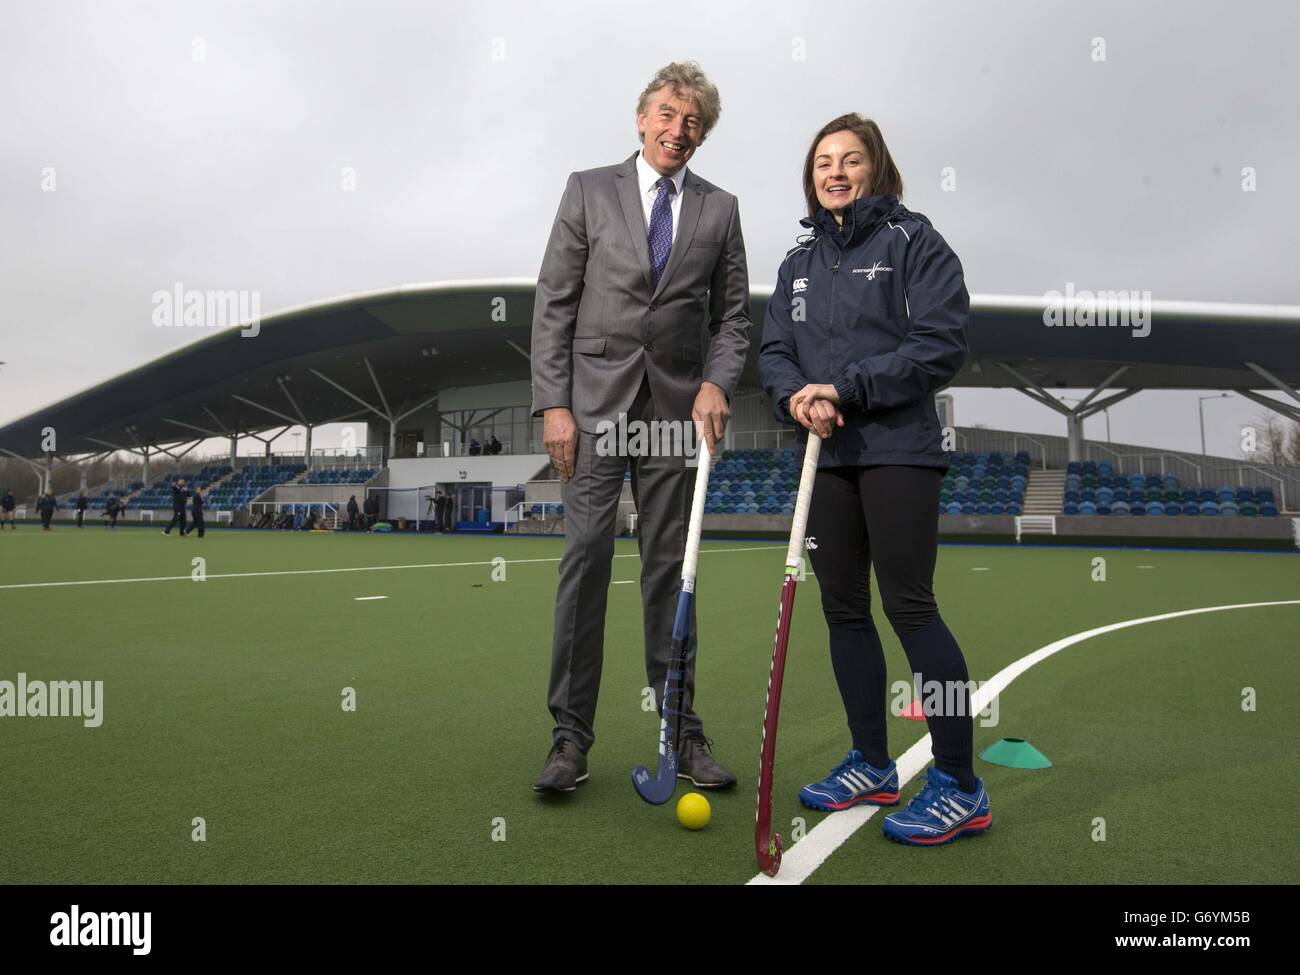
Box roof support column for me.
[997,362,1137,463]
[308,358,439,465]
[1066,414,1085,461]
[1238,363,1300,425]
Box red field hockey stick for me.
[755,432,821,877]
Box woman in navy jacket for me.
[759,113,991,846]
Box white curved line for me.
[748,598,1300,885]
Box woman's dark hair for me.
[802,113,903,219]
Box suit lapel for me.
[616,153,655,294]
[652,169,703,300]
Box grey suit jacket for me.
[530,151,751,432]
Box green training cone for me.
[979,738,1052,769]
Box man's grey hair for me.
[636,61,722,143]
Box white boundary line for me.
[748,598,1300,886]
[0,545,782,591]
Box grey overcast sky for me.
[2,0,1297,457]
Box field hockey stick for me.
[755,431,821,876]
[631,433,714,805]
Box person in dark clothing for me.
[487,435,502,455]
[468,438,482,456]
[346,495,360,531]
[75,492,88,527]
[442,492,454,531]
[187,485,206,537]
[1,489,15,529]
[103,496,123,528]
[759,113,985,848]
[37,491,57,530]
[431,492,443,532]
[163,478,189,535]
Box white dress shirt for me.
[635,149,686,246]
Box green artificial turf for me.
[1,526,1296,884]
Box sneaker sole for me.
[883,813,992,847]
[532,771,590,794]
[800,790,900,812]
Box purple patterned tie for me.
[647,175,675,290]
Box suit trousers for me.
[547,375,703,753]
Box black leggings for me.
[804,465,977,791]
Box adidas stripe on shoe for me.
[799,750,901,811]
[882,766,991,847]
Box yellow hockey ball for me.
[676,792,711,830]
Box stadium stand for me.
[1060,460,1279,516]
[706,448,799,515]
[941,450,1028,516]
[126,465,232,509]
[300,467,380,485]
[204,464,305,511]
[60,480,144,509]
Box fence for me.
[248,500,341,529]
[952,426,1298,509]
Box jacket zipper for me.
[828,253,839,384]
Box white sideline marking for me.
[612,580,635,585]
[354,596,388,601]
[971,567,990,571]
[1138,565,1155,569]
[748,598,1300,886]
[0,545,783,591]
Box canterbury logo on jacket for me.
[759,193,970,469]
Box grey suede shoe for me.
[677,734,737,789]
[533,738,589,793]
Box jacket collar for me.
[801,193,901,248]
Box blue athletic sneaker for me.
[799,750,900,811]
[882,766,991,846]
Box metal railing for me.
[1073,449,1294,510]
[308,447,385,467]
[510,499,638,533]
[951,430,1050,469]
[953,427,1297,510]
[723,428,800,451]
[248,500,341,529]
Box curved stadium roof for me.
[1,278,1298,458]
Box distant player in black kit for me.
[103,496,123,528]
[163,478,188,535]
[1,489,15,529]
[37,490,56,530]
[188,485,206,538]
[75,491,88,527]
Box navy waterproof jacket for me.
[759,193,969,470]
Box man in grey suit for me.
[531,61,751,793]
